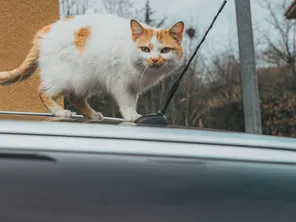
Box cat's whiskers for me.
[166,61,177,67]
[139,66,148,93]
[166,62,178,70]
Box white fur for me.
[38,13,184,121]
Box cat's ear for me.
[169,21,184,44]
[130,19,145,41]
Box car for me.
[1,111,296,222]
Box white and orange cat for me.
[0,13,185,121]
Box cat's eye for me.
[161,47,171,53]
[141,46,150,53]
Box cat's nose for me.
[151,58,159,63]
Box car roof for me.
[0,111,126,124]
[1,111,296,152]
[0,111,223,131]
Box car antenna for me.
[134,0,227,126]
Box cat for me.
[0,13,185,122]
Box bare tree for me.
[136,0,167,27]
[103,0,134,18]
[59,0,98,18]
[256,0,296,69]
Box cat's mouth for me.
[147,63,163,69]
[149,65,161,69]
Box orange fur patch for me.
[39,93,53,107]
[38,24,52,35]
[70,96,95,119]
[74,26,92,55]
[14,67,22,74]
[146,56,166,66]
[64,16,75,21]
[35,24,52,43]
[136,28,154,47]
[156,30,184,58]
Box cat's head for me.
[130,19,185,75]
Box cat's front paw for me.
[124,113,142,122]
[55,110,72,118]
[89,112,104,120]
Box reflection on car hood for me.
[0,111,224,132]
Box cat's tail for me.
[0,35,40,86]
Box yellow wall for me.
[0,0,63,112]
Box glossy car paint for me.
[1,113,296,222]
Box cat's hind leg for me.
[69,95,104,120]
[38,83,72,118]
